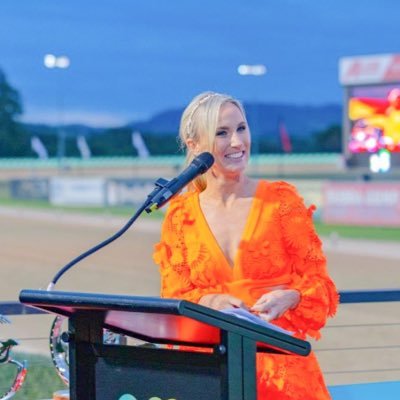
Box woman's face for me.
[211,102,251,177]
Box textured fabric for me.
[153,180,339,400]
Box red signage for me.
[339,53,400,86]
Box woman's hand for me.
[199,293,248,311]
[251,289,300,322]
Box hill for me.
[130,102,342,138]
[22,102,342,140]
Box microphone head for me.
[192,152,214,174]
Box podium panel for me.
[19,289,311,400]
[94,345,223,400]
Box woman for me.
[153,91,338,400]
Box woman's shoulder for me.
[163,190,197,218]
[258,179,300,200]
[170,189,197,205]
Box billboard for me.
[322,181,400,226]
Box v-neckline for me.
[193,180,264,272]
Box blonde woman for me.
[154,92,338,400]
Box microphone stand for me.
[46,177,169,291]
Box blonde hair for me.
[179,91,246,191]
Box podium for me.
[19,289,311,400]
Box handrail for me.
[339,289,400,303]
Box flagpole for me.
[237,64,267,175]
[43,54,70,171]
[278,118,293,179]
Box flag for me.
[279,120,292,153]
[30,136,49,159]
[132,131,150,158]
[76,135,91,159]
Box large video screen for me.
[348,84,400,153]
[345,83,400,170]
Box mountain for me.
[23,122,106,137]
[130,102,343,138]
[22,102,342,139]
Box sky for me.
[1,0,399,127]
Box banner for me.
[49,177,105,206]
[132,131,150,158]
[76,135,91,159]
[322,181,400,226]
[30,136,48,159]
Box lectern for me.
[19,290,311,400]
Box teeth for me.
[226,152,243,159]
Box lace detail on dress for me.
[272,181,339,339]
[153,193,223,302]
[257,353,332,400]
[240,238,287,280]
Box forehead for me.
[217,102,244,124]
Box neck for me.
[201,172,253,205]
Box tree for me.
[311,124,342,152]
[0,68,29,157]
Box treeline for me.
[0,124,342,158]
[0,67,341,158]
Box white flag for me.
[132,131,150,158]
[30,136,48,160]
[77,135,91,159]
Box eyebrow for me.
[216,121,246,130]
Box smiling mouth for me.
[225,151,245,159]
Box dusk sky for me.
[1,1,399,127]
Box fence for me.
[1,290,399,389]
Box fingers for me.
[199,294,248,310]
[251,293,272,312]
[228,297,249,310]
[251,290,297,322]
[258,312,274,322]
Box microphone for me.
[145,152,214,212]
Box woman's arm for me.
[272,183,339,339]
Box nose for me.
[230,131,244,147]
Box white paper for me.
[221,308,293,336]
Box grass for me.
[0,353,65,400]
[0,197,165,219]
[314,222,400,242]
[1,197,399,242]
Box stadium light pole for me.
[44,54,71,170]
[237,64,267,162]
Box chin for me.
[219,164,247,177]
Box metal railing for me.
[1,289,399,391]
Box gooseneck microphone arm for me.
[46,200,150,291]
[46,152,214,291]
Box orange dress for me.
[153,180,338,400]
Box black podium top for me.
[19,289,310,356]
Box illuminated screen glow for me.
[348,84,400,154]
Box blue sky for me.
[1,0,399,126]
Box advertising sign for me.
[49,177,106,206]
[322,181,400,226]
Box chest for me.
[200,198,254,266]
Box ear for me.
[186,138,201,154]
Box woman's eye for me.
[216,130,227,137]
[238,125,246,132]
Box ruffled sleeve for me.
[153,193,224,303]
[275,182,339,339]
